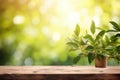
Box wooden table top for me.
[0,66,120,74]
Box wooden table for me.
[0,66,120,80]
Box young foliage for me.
[84,34,94,43]
[66,42,79,48]
[67,21,120,65]
[73,54,81,64]
[74,24,80,36]
[95,30,105,41]
[110,21,120,31]
[90,21,95,34]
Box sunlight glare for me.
[13,15,24,24]
[66,12,80,30]
[24,26,38,37]
[39,0,55,14]
[52,32,60,42]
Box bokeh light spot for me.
[13,15,24,24]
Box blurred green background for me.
[0,0,120,65]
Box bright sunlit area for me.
[0,0,120,65]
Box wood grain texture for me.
[0,66,120,80]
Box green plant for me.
[66,24,88,64]
[106,21,120,63]
[67,21,120,65]
[85,21,111,63]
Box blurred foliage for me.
[0,0,120,65]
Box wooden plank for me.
[0,66,120,74]
[0,66,120,80]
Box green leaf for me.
[110,34,120,43]
[85,45,94,50]
[73,38,79,43]
[105,46,113,51]
[105,35,110,43]
[79,38,86,45]
[98,30,105,37]
[115,33,120,38]
[96,30,105,40]
[66,42,78,48]
[110,35,117,43]
[96,27,104,30]
[96,54,105,61]
[116,46,120,54]
[84,34,94,43]
[88,53,95,64]
[90,20,95,34]
[73,54,81,64]
[74,24,80,36]
[110,21,120,31]
[101,38,106,48]
[106,30,118,32]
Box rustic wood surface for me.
[0,66,120,80]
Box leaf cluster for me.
[67,21,120,64]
